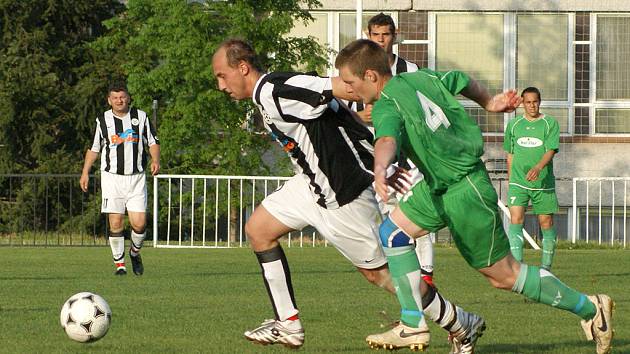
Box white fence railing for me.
[572,177,629,247]
[152,175,326,248]
[152,174,629,249]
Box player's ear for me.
[365,70,377,83]
[238,60,249,75]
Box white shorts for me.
[262,175,386,269]
[376,162,425,215]
[100,171,147,214]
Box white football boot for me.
[244,318,304,349]
[366,321,430,351]
[581,294,615,354]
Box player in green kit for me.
[504,87,560,270]
[335,39,614,354]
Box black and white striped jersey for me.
[90,108,159,175]
[347,54,419,111]
[253,72,375,209]
[391,54,419,76]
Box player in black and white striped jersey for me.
[80,83,160,276]
[212,39,424,349]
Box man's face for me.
[212,48,250,100]
[522,92,541,118]
[339,65,378,104]
[107,90,130,113]
[368,24,395,54]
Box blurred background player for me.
[212,39,431,350]
[336,39,614,354]
[504,87,560,270]
[80,83,160,276]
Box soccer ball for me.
[60,292,112,342]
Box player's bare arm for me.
[526,150,556,181]
[461,78,522,113]
[149,144,161,176]
[80,150,99,192]
[374,136,398,201]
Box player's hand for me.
[374,166,390,202]
[79,173,89,193]
[526,166,541,181]
[386,165,412,194]
[151,160,160,176]
[486,89,522,113]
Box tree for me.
[91,0,329,176]
[0,0,125,174]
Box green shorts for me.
[400,166,510,269]
[507,185,559,215]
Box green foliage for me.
[90,0,329,176]
[0,0,125,173]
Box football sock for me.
[512,263,596,320]
[130,228,145,256]
[109,231,125,270]
[415,234,434,278]
[421,283,463,333]
[380,217,428,329]
[385,245,425,327]
[255,245,299,322]
[507,223,524,261]
[541,227,557,270]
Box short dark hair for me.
[218,38,264,72]
[521,87,541,101]
[368,13,396,35]
[335,39,391,77]
[108,82,128,96]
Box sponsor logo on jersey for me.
[516,137,543,148]
[110,129,139,146]
[131,118,140,126]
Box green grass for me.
[0,246,627,353]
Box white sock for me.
[130,229,145,256]
[109,233,125,269]
[415,234,434,276]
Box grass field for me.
[0,246,627,353]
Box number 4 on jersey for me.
[416,91,450,132]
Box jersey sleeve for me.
[260,74,333,121]
[144,114,160,146]
[503,119,514,153]
[422,69,470,96]
[90,119,102,153]
[372,97,403,144]
[545,116,560,152]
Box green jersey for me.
[504,114,559,190]
[373,69,484,194]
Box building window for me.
[435,13,504,95]
[595,109,630,134]
[596,15,630,101]
[517,14,569,101]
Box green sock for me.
[508,223,524,262]
[541,227,557,270]
[512,264,596,320]
[384,245,424,327]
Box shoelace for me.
[378,310,401,329]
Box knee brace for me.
[379,216,414,248]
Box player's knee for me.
[379,216,413,248]
[358,267,392,290]
[131,226,145,234]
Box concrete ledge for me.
[310,0,412,11]
[412,0,630,12]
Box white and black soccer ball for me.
[60,292,112,342]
